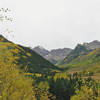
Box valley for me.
[0,35,100,100]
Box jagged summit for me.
[92,40,99,42]
[33,46,49,57]
[36,45,45,50]
[33,46,72,64]
[83,40,100,50]
[57,40,100,66]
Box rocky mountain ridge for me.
[83,40,100,50]
[33,46,72,64]
[57,40,100,66]
[33,40,100,64]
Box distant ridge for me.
[57,44,90,66]
[33,40,100,64]
[33,46,72,64]
[33,46,49,57]
[56,40,100,77]
[83,40,100,50]
[57,40,100,66]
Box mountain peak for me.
[92,40,100,43]
[36,45,46,50]
[83,40,100,50]
[33,46,72,64]
[33,46,49,57]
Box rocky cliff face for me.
[33,40,100,64]
[33,46,72,64]
[33,46,49,57]
[83,40,100,50]
[45,48,72,64]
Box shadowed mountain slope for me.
[0,35,60,74]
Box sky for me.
[0,0,100,50]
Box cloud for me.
[0,0,100,50]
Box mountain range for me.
[83,40,100,50]
[33,40,100,65]
[57,40,100,80]
[1,34,100,77]
[33,46,72,64]
[0,35,100,99]
[58,40,100,66]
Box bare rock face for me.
[33,46,72,64]
[83,40,100,50]
[33,40,100,64]
[33,46,49,57]
[45,48,72,64]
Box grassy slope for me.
[58,48,100,74]
[0,36,60,75]
[57,44,90,66]
[56,48,100,81]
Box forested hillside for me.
[60,48,100,73]
[0,35,100,100]
[0,35,60,74]
[57,43,100,74]
[0,4,100,100]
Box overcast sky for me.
[0,0,100,50]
